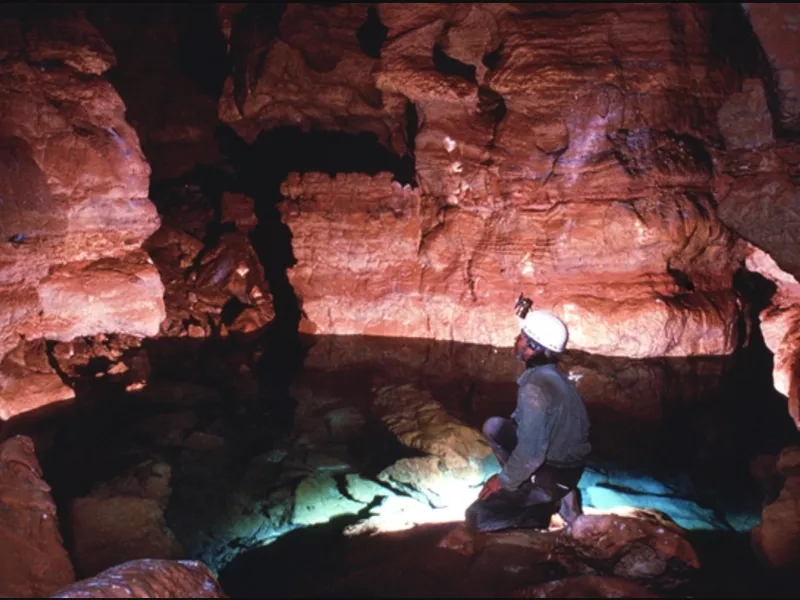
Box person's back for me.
[519,363,590,467]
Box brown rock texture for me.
[143,186,274,340]
[271,4,747,358]
[715,72,800,426]
[743,3,800,134]
[556,512,700,575]
[716,78,800,283]
[0,435,75,598]
[219,3,409,154]
[0,4,165,410]
[745,246,800,428]
[50,559,226,598]
[314,512,699,598]
[0,340,75,420]
[69,460,184,578]
[751,446,800,571]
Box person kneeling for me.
[465,309,591,532]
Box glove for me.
[478,474,503,500]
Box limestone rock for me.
[50,559,226,598]
[744,246,800,428]
[555,513,700,587]
[219,3,407,153]
[0,6,164,377]
[0,340,75,420]
[717,79,775,150]
[372,382,495,479]
[280,170,743,358]
[0,435,75,598]
[143,194,275,340]
[292,474,365,526]
[217,4,748,357]
[33,251,165,345]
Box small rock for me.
[293,474,365,526]
[183,432,226,452]
[50,559,226,598]
[752,474,800,570]
[612,542,667,579]
[107,361,129,375]
[221,192,258,232]
[188,324,207,338]
[229,305,274,334]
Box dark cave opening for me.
[210,124,418,425]
[357,6,388,59]
[433,43,478,83]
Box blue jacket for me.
[498,363,591,490]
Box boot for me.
[558,489,583,524]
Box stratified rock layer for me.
[219,3,409,154]
[0,5,165,419]
[265,4,747,358]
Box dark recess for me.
[177,4,230,98]
[707,3,786,139]
[214,124,416,427]
[482,43,505,71]
[433,43,477,83]
[357,5,388,59]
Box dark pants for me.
[465,417,585,532]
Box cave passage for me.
[208,124,416,430]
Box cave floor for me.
[5,333,798,598]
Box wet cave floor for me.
[5,332,800,598]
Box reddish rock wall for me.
[0,435,75,598]
[0,6,165,419]
[246,4,749,357]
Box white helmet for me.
[519,310,568,353]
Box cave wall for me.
[0,5,165,419]
[1,2,799,422]
[711,3,800,427]
[743,3,800,135]
[225,3,750,358]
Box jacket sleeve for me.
[497,382,555,491]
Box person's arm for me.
[497,382,554,491]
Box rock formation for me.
[232,3,752,358]
[0,435,75,597]
[0,6,165,419]
[51,559,226,599]
[743,3,800,135]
